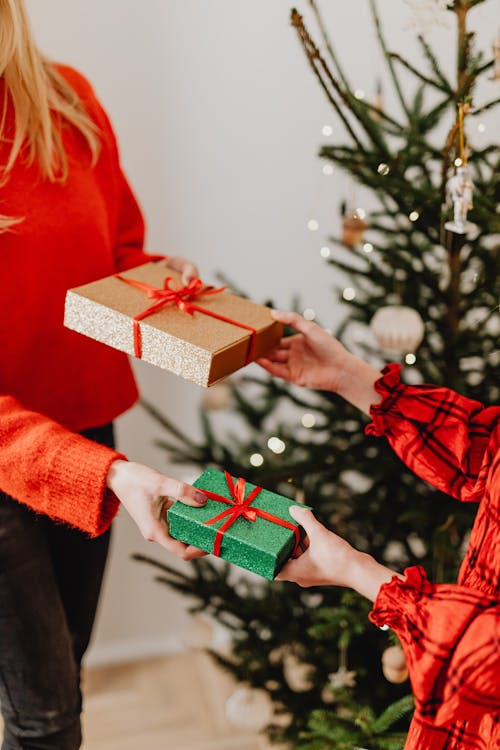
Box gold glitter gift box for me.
[64,261,283,387]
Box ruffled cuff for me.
[365,363,405,438]
[369,565,430,631]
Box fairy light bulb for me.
[303,308,316,321]
[354,89,365,100]
[377,163,390,176]
[409,210,419,222]
[477,122,486,133]
[354,207,366,220]
[342,287,356,301]
[320,246,331,258]
[454,157,463,167]
[267,437,286,454]
[322,164,334,176]
[301,413,316,428]
[405,353,416,365]
[250,453,264,467]
[322,125,333,136]
[307,219,319,232]
[363,242,373,254]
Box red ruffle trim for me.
[365,363,404,437]
[369,565,431,630]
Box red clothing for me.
[1,66,161,534]
[367,365,500,750]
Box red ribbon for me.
[114,274,257,364]
[201,471,301,558]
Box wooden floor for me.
[0,652,275,749]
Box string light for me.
[342,287,356,301]
[377,163,390,176]
[307,219,319,231]
[322,125,333,136]
[409,210,420,222]
[454,157,463,167]
[303,308,316,321]
[322,164,334,176]
[320,246,331,258]
[267,437,286,454]
[250,453,264,467]
[405,353,416,365]
[301,413,316,428]
[354,207,366,220]
[363,242,373,254]
[354,89,365,100]
[477,122,486,133]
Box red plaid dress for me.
[366,365,500,750]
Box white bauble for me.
[370,305,425,354]
[225,686,273,732]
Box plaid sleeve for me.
[365,364,500,501]
[369,566,500,726]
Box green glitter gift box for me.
[167,468,310,580]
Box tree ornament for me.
[225,685,273,731]
[283,653,315,692]
[381,645,409,684]
[370,305,425,354]
[342,209,368,248]
[328,666,357,690]
[444,164,475,235]
[201,380,232,411]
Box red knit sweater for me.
[1,66,161,535]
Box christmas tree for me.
[135,1,499,746]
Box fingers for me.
[183,545,209,560]
[270,310,315,336]
[158,476,207,506]
[255,358,289,380]
[289,506,322,536]
[166,255,199,283]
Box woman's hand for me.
[160,256,199,285]
[277,506,399,601]
[106,460,207,560]
[257,311,382,415]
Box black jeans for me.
[0,424,114,750]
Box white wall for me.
[26,0,498,664]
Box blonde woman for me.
[0,1,206,747]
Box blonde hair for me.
[0,0,100,231]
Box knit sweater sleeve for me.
[365,364,499,501]
[0,395,125,535]
[369,567,500,726]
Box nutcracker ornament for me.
[444,164,474,235]
[444,100,477,236]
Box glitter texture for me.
[167,468,310,580]
[64,262,283,387]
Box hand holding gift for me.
[106,459,208,560]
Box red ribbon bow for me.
[114,274,257,363]
[202,471,301,558]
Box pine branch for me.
[290,9,366,152]
[389,53,450,93]
[417,35,454,92]
[470,96,500,115]
[369,0,411,119]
